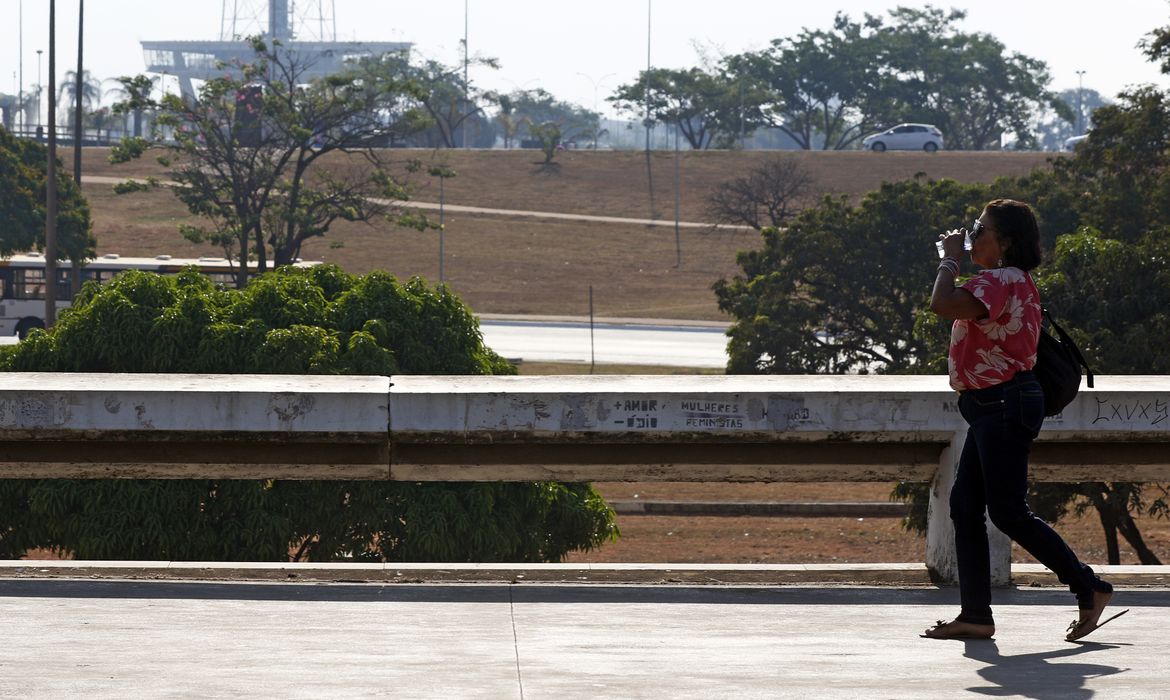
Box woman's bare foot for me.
[921,619,995,639]
[1065,589,1114,642]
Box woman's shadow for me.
[961,639,1129,699]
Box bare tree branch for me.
[706,156,816,230]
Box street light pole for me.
[577,72,615,149]
[1075,69,1086,135]
[18,0,23,135]
[74,0,84,185]
[673,124,681,267]
[644,0,652,153]
[45,0,58,327]
[738,79,745,149]
[462,0,469,149]
[576,72,615,116]
[643,0,655,218]
[36,49,42,133]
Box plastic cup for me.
[936,232,974,258]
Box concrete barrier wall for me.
[388,375,956,482]
[0,373,391,479]
[3,372,1169,583]
[5,373,1169,482]
[387,374,1170,482]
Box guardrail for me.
[3,372,1168,583]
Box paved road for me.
[82,175,752,231]
[479,318,729,368]
[0,576,1163,699]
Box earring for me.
[997,258,1004,268]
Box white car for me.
[862,123,944,152]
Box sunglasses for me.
[970,220,989,240]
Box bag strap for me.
[1042,307,1095,388]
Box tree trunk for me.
[1109,485,1163,564]
[1089,483,1164,565]
[70,263,82,298]
[236,231,249,289]
[1116,511,1163,564]
[1089,491,1121,565]
[254,228,267,275]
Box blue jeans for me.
[950,371,1109,625]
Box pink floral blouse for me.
[948,267,1042,391]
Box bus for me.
[0,252,320,339]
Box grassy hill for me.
[77,148,1056,322]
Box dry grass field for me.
[76,147,1055,322]
[57,146,1170,567]
[563,482,1170,567]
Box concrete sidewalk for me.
[0,578,1164,699]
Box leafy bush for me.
[0,265,617,562]
[111,177,158,194]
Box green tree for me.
[984,19,1170,563]
[386,54,500,148]
[724,16,878,150]
[0,126,96,264]
[58,69,103,131]
[870,7,1065,150]
[985,227,1169,564]
[1045,86,1170,243]
[495,92,523,148]
[527,121,562,165]
[1011,85,1170,564]
[0,93,18,131]
[504,89,599,147]
[725,8,1061,150]
[0,265,618,561]
[110,38,431,288]
[1030,88,1108,151]
[107,74,159,138]
[1139,18,1170,73]
[717,168,1170,563]
[894,217,1170,563]
[713,177,989,373]
[84,107,117,141]
[609,67,746,149]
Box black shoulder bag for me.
[1033,307,1094,416]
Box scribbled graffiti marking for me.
[611,397,661,429]
[1092,398,1168,426]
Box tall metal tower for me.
[220,1,337,43]
[143,1,407,99]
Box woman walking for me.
[922,198,1117,642]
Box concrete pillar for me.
[926,429,1011,586]
[988,521,1012,586]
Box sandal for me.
[921,619,995,640]
[1066,590,1129,642]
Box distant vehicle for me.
[0,252,319,340]
[1063,134,1089,151]
[862,123,944,152]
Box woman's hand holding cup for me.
[935,228,972,259]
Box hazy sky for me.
[3,0,1168,118]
